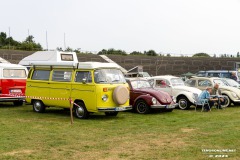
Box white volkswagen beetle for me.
[185,77,240,107]
[148,75,202,110]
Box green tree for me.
[192,53,210,57]
[20,35,42,51]
[65,47,73,52]
[145,50,157,56]
[0,32,7,46]
[25,35,34,43]
[130,51,143,55]
[97,48,127,55]
[98,49,108,55]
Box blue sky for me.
[0,0,240,55]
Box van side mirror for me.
[82,78,87,84]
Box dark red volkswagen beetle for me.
[126,78,176,114]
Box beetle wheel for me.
[178,96,191,110]
[135,100,150,114]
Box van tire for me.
[13,101,23,106]
[74,102,89,119]
[105,112,118,116]
[33,100,45,113]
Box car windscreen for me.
[94,69,126,83]
[213,79,227,86]
[170,78,185,86]
[223,79,239,87]
[130,80,151,89]
[3,69,26,78]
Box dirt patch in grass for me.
[3,149,35,156]
[181,128,198,133]
[66,134,188,160]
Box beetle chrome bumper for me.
[232,99,240,103]
[150,104,176,109]
[98,106,132,112]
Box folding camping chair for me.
[193,93,211,112]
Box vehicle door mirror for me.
[82,78,87,84]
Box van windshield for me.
[94,69,126,83]
[3,69,26,78]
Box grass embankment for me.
[0,104,239,160]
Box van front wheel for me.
[74,102,89,119]
[33,100,45,113]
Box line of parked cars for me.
[1,51,240,119]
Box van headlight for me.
[152,97,157,105]
[231,92,238,98]
[102,95,108,101]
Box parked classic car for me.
[148,76,202,110]
[221,78,240,89]
[185,77,240,107]
[126,78,176,114]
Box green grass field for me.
[0,104,239,160]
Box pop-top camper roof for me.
[19,51,78,66]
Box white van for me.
[0,63,28,105]
[196,70,240,83]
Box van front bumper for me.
[98,106,132,112]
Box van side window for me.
[32,70,50,80]
[75,71,92,83]
[208,73,219,77]
[52,70,72,82]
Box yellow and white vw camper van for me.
[25,61,131,119]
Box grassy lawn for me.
[0,104,239,160]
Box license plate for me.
[166,105,175,109]
[115,107,125,111]
[10,89,22,93]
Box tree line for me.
[1,31,239,58]
[0,32,42,51]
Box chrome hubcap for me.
[76,106,84,117]
[137,102,147,113]
[34,101,41,111]
[179,99,187,109]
